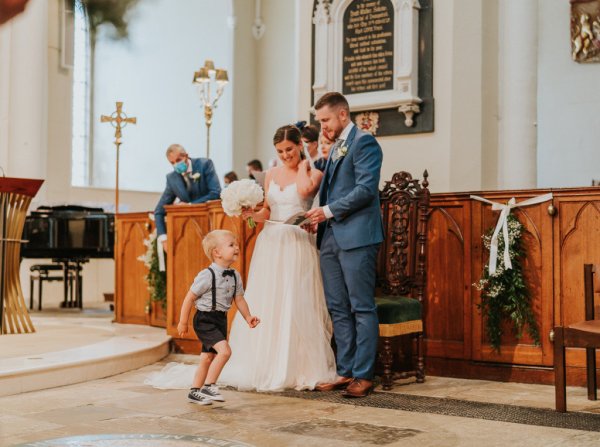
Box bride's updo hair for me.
[273,124,306,160]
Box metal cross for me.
[100,101,137,214]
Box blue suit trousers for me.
[320,226,380,380]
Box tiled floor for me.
[2,354,600,447]
[2,309,600,446]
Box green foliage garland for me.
[138,231,166,310]
[474,214,540,351]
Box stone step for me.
[0,316,170,397]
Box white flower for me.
[220,179,264,217]
[339,145,348,157]
[191,172,201,183]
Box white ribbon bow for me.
[470,193,553,275]
[157,239,166,272]
[149,213,166,272]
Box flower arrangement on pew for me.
[138,228,166,311]
[473,214,540,351]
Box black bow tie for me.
[222,269,235,278]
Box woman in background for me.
[298,121,321,166]
[223,171,238,187]
[314,133,334,171]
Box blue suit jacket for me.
[154,158,221,236]
[317,126,384,250]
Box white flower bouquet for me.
[220,179,264,228]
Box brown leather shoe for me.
[315,376,353,392]
[341,378,373,398]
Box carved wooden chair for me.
[554,263,600,412]
[375,171,430,390]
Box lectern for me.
[0,177,43,334]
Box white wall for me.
[254,0,298,168]
[289,0,489,193]
[231,0,258,178]
[537,0,600,188]
[92,0,233,193]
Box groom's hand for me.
[306,207,327,225]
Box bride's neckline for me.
[270,179,297,192]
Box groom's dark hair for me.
[314,92,350,112]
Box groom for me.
[306,92,383,398]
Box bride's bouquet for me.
[220,179,264,228]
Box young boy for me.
[177,229,260,405]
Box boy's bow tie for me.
[222,269,235,278]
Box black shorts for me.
[193,311,227,354]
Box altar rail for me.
[427,187,600,385]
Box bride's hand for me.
[299,159,311,172]
[241,207,255,221]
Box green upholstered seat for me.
[375,296,422,324]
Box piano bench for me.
[29,264,76,311]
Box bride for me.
[146,124,336,391]
[220,123,336,391]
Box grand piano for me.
[21,205,115,308]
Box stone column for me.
[498,0,538,189]
[4,0,48,185]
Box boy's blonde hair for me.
[202,229,236,261]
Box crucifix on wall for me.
[100,101,137,213]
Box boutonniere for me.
[190,172,201,183]
[333,145,349,162]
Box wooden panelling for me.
[553,196,600,369]
[426,199,471,360]
[114,203,260,340]
[117,188,600,382]
[115,212,153,325]
[165,201,260,347]
[429,187,600,383]
[471,192,553,366]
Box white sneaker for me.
[200,384,225,402]
[188,389,213,405]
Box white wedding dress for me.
[145,179,336,391]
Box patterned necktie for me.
[183,173,192,193]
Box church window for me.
[71,0,91,187]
